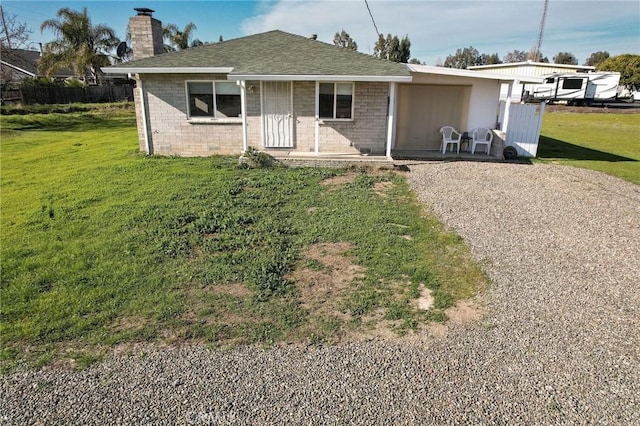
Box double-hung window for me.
[319,82,353,120]
[187,81,241,118]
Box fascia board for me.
[408,64,543,83]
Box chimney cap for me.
[134,7,155,16]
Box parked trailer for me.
[531,72,621,105]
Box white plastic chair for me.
[439,126,462,154]
[471,128,494,155]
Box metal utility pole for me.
[532,0,549,62]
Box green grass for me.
[537,112,640,184]
[1,106,486,369]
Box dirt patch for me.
[183,281,253,298]
[373,180,394,197]
[415,287,434,310]
[321,173,357,189]
[425,300,483,339]
[199,282,253,298]
[446,299,482,325]
[289,242,364,318]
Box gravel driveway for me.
[3,162,639,424]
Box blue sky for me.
[3,0,639,66]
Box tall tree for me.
[40,7,118,85]
[597,54,640,92]
[373,33,387,59]
[373,33,410,63]
[333,29,358,51]
[584,51,610,67]
[553,51,578,65]
[163,22,198,51]
[398,35,411,63]
[443,46,481,69]
[503,50,528,63]
[480,53,501,65]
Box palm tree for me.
[163,22,198,51]
[40,7,118,85]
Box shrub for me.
[239,147,281,169]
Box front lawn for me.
[1,105,486,369]
[537,110,640,184]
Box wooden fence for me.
[2,85,134,105]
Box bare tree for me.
[0,6,32,50]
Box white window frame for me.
[317,81,354,121]
[185,80,242,121]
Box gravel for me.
[3,162,639,424]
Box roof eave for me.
[101,67,235,74]
[1,60,36,77]
[227,74,412,82]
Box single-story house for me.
[104,9,543,160]
[0,48,75,86]
[469,61,596,102]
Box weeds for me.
[1,108,486,369]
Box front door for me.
[262,81,293,148]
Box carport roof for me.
[407,64,544,84]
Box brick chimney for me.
[129,8,163,60]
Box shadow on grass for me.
[537,136,637,162]
[2,112,136,133]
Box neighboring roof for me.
[407,64,544,84]
[0,48,75,79]
[104,30,411,82]
[1,49,40,76]
[469,61,595,72]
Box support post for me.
[138,76,151,154]
[386,82,398,159]
[239,80,248,153]
[314,81,320,155]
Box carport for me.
[391,65,542,158]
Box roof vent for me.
[309,34,317,40]
[134,7,155,16]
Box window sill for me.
[318,118,354,124]
[188,117,243,124]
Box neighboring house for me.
[469,61,596,102]
[104,9,542,159]
[0,48,74,87]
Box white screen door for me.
[262,81,293,148]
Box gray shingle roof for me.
[109,30,409,77]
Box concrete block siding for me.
[318,82,388,155]
[136,75,390,157]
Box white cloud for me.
[241,0,640,65]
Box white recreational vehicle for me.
[531,72,621,105]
